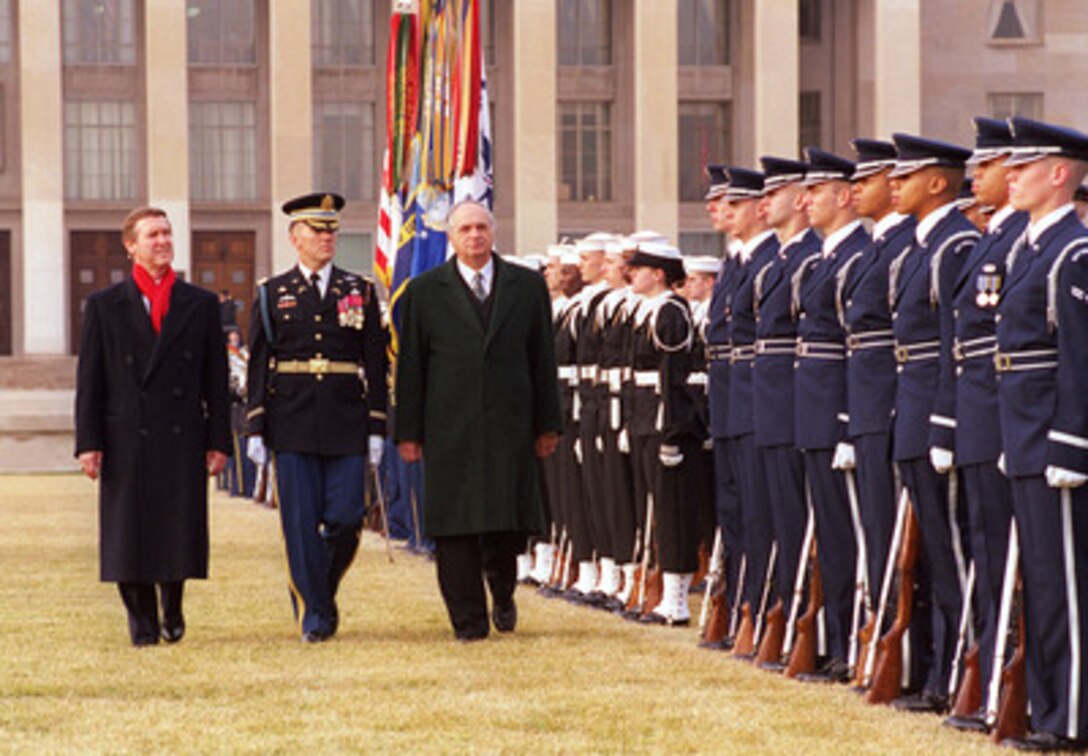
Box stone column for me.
[873,0,921,136]
[512,0,556,253]
[269,1,314,270]
[18,0,65,353]
[632,0,677,240]
[752,0,798,158]
[145,0,191,274]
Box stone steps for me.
[0,388,75,473]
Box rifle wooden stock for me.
[625,566,643,612]
[951,644,982,718]
[641,566,663,617]
[783,511,816,658]
[728,554,747,641]
[749,542,779,656]
[635,494,656,611]
[756,600,786,667]
[732,603,756,657]
[991,610,1027,744]
[948,561,977,701]
[253,462,269,505]
[548,530,568,588]
[987,522,1020,729]
[700,583,730,645]
[853,615,876,688]
[844,469,870,672]
[699,529,724,636]
[786,556,823,678]
[859,489,910,690]
[866,503,920,705]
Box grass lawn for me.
[0,474,995,753]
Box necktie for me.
[309,272,322,301]
[472,271,487,301]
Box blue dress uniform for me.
[793,148,870,670]
[944,117,1029,714]
[888,135,980,704]
[753,156,818,622]
[842,140,915,605]
[722,167,781,619]
[996,117,1088,748]
[246,193,388,641]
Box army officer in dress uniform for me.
[246,192,388,643]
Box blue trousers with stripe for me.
[274,452,366,637]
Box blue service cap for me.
[722,167,765,200]
[850,138,898,180]
[968,116,1015,166]
[803,147,856,185]
[759,156,809,192]
[1005,116,1088,167]
[704,164,730,200]
[889,134,971,178]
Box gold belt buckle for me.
[309,357,329,375]
[953,342,964,362]
[846,334,859,350]
[895,345,910,364]
[993,352,1011,372]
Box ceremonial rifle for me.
[857,488,909,690]
[698,527,723,635]
[786,537,823,678]
[737,542,776,659]
[948,562,980,715]
[728,554,747,641]
[782,508,816,663]
[866,498,920,704]
[844,468,871,671]
[988,520,1027,743]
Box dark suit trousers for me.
[435,531,527,639]
[117,580,182,644]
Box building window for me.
[988,0,1039,43]
[558,0,611,66]
[64,100,137,201]
[189,102,257,201]
[63,0,136,65]
[312,0,374,67]
[313,101,375,201]
[0,1,12,64]
[799,90,821,152]
[336,232,374,273]
[679,232,725,256]
[988,92,1043,120]
[678,102,731,202]
[799,0,821,42]
[558,102,612,202]
[187,0,256,65]
[678,0,729,66]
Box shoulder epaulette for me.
[835,250,866,328]
[1047,237,1088,331]
[790,255,821,320]
[887,243,914,310]
[929,230,979,306]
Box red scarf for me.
[132,264,176,334]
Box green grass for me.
[0,474,996,753]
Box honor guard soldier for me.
[625,242,699,625]
[837,139,916,638]
[942,117,1028,733]
[995,117,1088,752]
[887,135,980,711]
[246,192,388,643]
[719,167,780,653]
[793,148,870,681]
[751,155,818,665]
[703,165,745,645]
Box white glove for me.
[702,438,713,452]
[246,436,267,466]
[368,435,384,468]
[1046,465,1088,489]
[618,428,630,454]
[573,438,583,464]
[595,435,604,453]
[930,446,954,474]
[832,442,856,471]
[997,452,1006,476]
[659,444,683,468]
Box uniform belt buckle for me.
[895,345,910,364]
[846,334,860,350]
[993,352,1011,372]
[309,357,329,375]
[952,342,964,362]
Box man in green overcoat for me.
[395,200,562,641]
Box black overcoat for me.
[394,255,562,538]
[75,277,231,582]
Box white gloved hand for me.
[1046,465,1088,489]
[659,444,684,468]
[573,438,583,464]
[997,452,1007,476]
[702,438,714,452]
[618,428,630,454]
[246,436,267,466]
[368,435,384,468]
[595,435,604,453]
[929,446,954,474]
[832,442,856,471]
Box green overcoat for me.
[394,255,562,538]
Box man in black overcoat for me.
[395,200,563,641]
[75,206,231,646]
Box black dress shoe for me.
[493,600,517,633]
[943,710,989,733]
[1002,731,1088,752]
[132,633,160,647]
[797,658,851,684]
[160,620,185,644]
[455,630,489,643]
[699,636,734,651]
[891,690,949,714]
[302,629,332,644]
[759,660,786,673]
